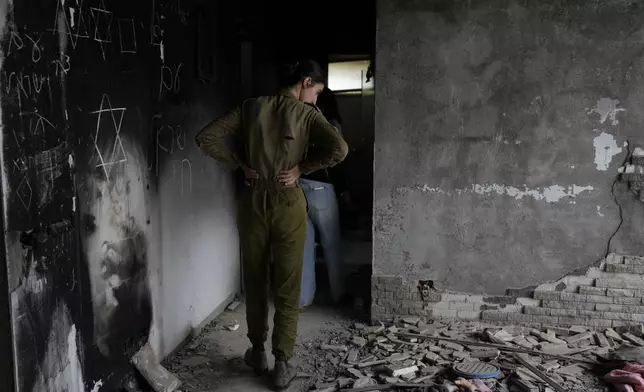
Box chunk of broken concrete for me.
[132,343,182,392]
[623,333,644,347]
[537,343,570,355]
[470,349,500,359]
[606,328,625,342]
[353,377,377,388]
[512,336,535,349]
[595,332,611,348]
[555,364,584,377]
[352,337,368,347]
[385,364,419,377]
[321,344,348,352]
[564,331,593,344]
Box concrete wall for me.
[373,0,644,318]
[0,1,240,390]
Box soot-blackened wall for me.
[0,0,241,390]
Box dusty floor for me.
[164,303,356,392]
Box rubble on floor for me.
[299,317,644,391]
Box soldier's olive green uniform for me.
[196,90,348,361]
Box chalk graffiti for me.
[19,111,57,136]
[90,94,128,180]
[90,1,114,60]
[52,0,90,49]
[159,62,181,99]
[3,71,53,109]
[117,18,137,54]
[170,159,192,196]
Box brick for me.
[448,302,474,310]
[533,291,562,301]
[606,264,644,274]
[442,293,468,302]
[432,309,457,318]
[527,315,560,325]
[625,256,644,266]
[586,295,614,304]
[560,293,592,302]
[378,275,404,285]
[585,319,613,328]
[524,307,550,316]
[456,310,482,319]
[596,278,644,289]
[579,286,607,296]
[596,303,644,313]
[482,311,508,321]
[558,317,587,326]
[549,308,574,317]
[606,288,636,297]
[402,299,422,307]
[631,314,644,322]
[542,300,595,310]
[613,297,642,305]
[602,312,633,321]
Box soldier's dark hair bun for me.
[278,59,325,87]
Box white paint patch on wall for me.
[597,206,605,217]
[31,304,85,392]
[419,183,594,203]
[90,379,104,392]
[587,98,626,125]
[593,131,623,171]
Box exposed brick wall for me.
[372,254,644,328]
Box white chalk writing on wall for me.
[90,94,128,180]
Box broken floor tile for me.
[565,332,593,344]
[525,336,540,346]
[569,326,588,334]
[623,333,644,347]
[515,367,541,383]
[556,364,584,377]
[512,336,535,349]
[605,328,625,342]
[402,317,420,326]
[538,343,571,355]
[594,333,610,348]
[470,349,500,359]
[385,363,419,377]
[353,377,377,388]
[441,342,465,351]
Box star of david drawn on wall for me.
[90,95,127,181]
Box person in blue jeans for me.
[300,88,347,309]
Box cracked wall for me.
[373,0,644,316]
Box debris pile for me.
[301,317,644,391]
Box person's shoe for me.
[244,347,268,376]
[273,360,296,390]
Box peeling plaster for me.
[593,131,623,171]
[417,183,594,203]
[587,98,626,125]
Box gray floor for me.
[164,303,353,392]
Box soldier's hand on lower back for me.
[277,166,302,187]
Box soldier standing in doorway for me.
[196,60,348,390]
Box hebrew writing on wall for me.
[0,0,194,390]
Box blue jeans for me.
[299,179,344,307]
